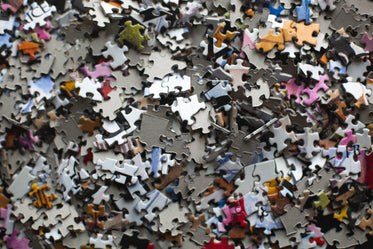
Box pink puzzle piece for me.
[81,62,113,80]
[222,198,247,227]
[307,223,323,238]
[282,78,305,104]
[339,130,356,146]
[34,21,54,40]
[240,30,256,57]
[1,4,18,12]
[20,21,54,41]
[301,74,329,105]
[362,32,373,52]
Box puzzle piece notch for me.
[202,236,235,249]
[89,233,115,249]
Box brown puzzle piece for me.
[216,177,236,196]
[189,214,206,231]
[163,232,183,246]
[154,163,185,190]
[78,116,102,136]
[229,225,251,239]
[358,209,373,235]
[335,187,355,206]
[271,196,293,217]
[327,89,346,121]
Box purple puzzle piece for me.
[18,130,38,151]
[301,74,329,105]
[4,229,31,249]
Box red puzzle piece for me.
[202,236,235,249]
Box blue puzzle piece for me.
[268,4,284,16]
[329,60,346,75]
[166,179,180,201]
[0,33,12,49]
[296,0,311,24]
[250,151,264,164]
[255,213,284,235]
[150,147,161,178]
[21,98,33,114]
[203,80,232,100]
[28,75,55,102]
[216,153,242,183]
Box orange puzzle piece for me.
[17,41,39,60]
[295,22,320,46]
[214,24,239,47]
[86,204,105,231]
[255,29,285,52]
[0,188,9,209]
[29,183,56,209]
[283,19,297,42]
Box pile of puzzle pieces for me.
[2,0,373,248]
